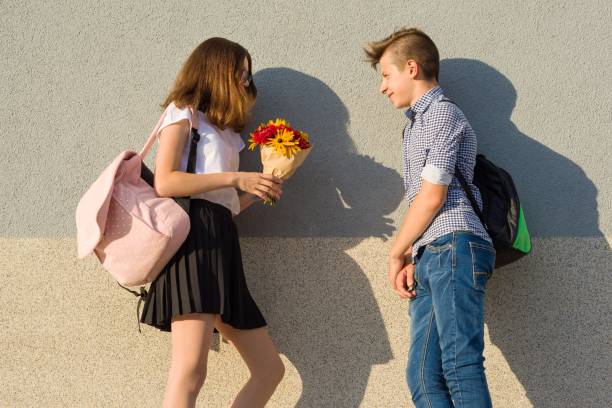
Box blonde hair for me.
[364,28,439,80]
[162,37,257,132]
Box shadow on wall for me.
[440,59,602,238]
[236,68,405,407]
[440,59,611,407]
[236,68,404,238]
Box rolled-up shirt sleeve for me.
[421,105,465,185]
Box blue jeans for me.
[407,231,495,408]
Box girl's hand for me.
[236,172,283,202]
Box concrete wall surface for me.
[1,1,610,407]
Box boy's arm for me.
[388,105,464,296]
[389,181,448,260]
[392,103,464,259]
[387,181,447,298]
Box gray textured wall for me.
[2,0,610,238]
[1,1,611,407]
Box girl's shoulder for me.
[156,102,193,140]
[164,102,193,125]
[163,103,244,149]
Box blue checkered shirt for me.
[402,86,491,256]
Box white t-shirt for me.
[156,102,245,215]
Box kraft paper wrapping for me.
[260,145,312,180]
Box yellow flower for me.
[268,118,290,127]
[266,128,300,157]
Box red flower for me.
[252,127,276,144]
[298,138,310,149]
[249,120,311,151]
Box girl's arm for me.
[154,119,283,201]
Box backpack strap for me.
[128,106,201,333]
[175,109,200,212]
[437,99,488,230]
[140,106,199,158]
[454,165,487,229]
[139,108,168,159]
[139,106,201,209]
[402,97,489,230]
[185,126,200,173]
[118,283,148,333]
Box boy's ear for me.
[405,60,419,79]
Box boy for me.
[364,28,495,408]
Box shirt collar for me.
[404,86,443,119]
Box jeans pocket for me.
[425,241,453,253]
[469,242,496,291]
[413,262,420,285]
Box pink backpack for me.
[76,107,197,287]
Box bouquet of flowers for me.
[248,118,312,204]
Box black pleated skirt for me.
[140,199,266,332]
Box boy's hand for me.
[401,263,417,299]
[394,264,417,299]
[388,255,404,291]
[388,255,417,299]
[388,255,410,298]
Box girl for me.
[139,37,285,407]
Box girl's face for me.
[239,57,252,87]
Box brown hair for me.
[363,28,439,81]
[162,37,257,132]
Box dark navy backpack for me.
[455,154,532,267]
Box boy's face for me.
[379,50,416,109]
